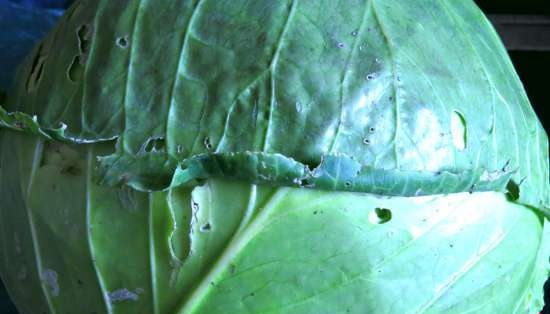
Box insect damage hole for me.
[200,222,212,232]
[141,137,166,153]
[76,24,93,55]
[203,137,212,150]
[116,36,129,49]
[67,55,84,82]
[369,207,392,224]
[451,110,467,151]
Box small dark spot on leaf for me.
[369,127,375,133]
[116,36,129,48]
[200,223,212,232]
[363,138,370,145]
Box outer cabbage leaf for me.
[1,0,548,216]
[0,132,547,314]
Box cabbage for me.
[0,0,548,313]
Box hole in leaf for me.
[203,137,212,150]
[506,180,520,201]
[76,24,92,55]
[67,56,84,82]
[200,223,212,232]
[451,110,467,151]
[116,36,129,49]
[141,137,166,153]
[369,207,392,224]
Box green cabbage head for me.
[0,0,548,313]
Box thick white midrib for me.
[174,188,289,314]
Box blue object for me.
[0,0,68,90]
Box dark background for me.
[0,0,548,313]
